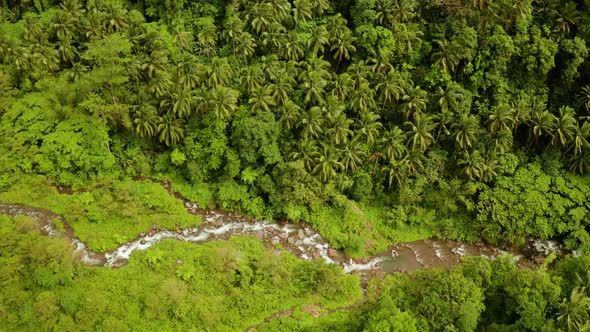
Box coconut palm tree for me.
[382,158,410,189]
[405,114,434,152]
[313,143,344,182]
[248,2,275,34]
[570,121,590,156]
[453,115,480,151]
[208,87,239,120]
[290,139,319,171]
[298,107,325,139]
[458,150,485,181]
[355,111,383,145]
[529,109,556,145]
[133,105,160,138]
[376,71,408,112]
[436,83,463,114]
[340,139,367,172]
[277,99,302,130]
[308,25,330,55]
[331,31,356,65]
[551,106,578,147]
[249,85,276,112]
[401,84,427,120]
[351,83,376,114]
[487,106,514,134]
[431,39,457,74]
[326,111,354,145]
[330,73,354,100]
[240,64,265,93]
[577,85,590,114]
[556,287,590,332]
[380,126,407,162]
[157,114,184,146]
[293,0,313,27]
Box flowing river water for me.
[0,181,572,281]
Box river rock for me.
[287,237,296,244]
[278,233,286,239]
[256,230,265,240]
[295,240,303,247]
[297,229,304,239]
[272,238,280,245]
[328,248,338,257]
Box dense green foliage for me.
[2,0,590,255]
[2,0,590,329]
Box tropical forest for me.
[1,0,590,330]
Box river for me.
[0,181,571,280]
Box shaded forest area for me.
[1,0,590,330]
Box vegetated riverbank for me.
[0,178,571,281]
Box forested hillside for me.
[1,0,590,330]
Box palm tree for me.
[310,0,330,17]
[157,114,184,146]
[234,32,257,61]
[160,84,194,118]
[431,39,457,74]
[330,73,354,100]
[208,87,239,120]
[577,86,590,114]
[481,154,499,182]
[301,71,328,105]
[331,31,356,65]
[432,110,454,141]
[277,99,302,130]
[326,111,354,145]
[569,151,590,175]
[293,0,313,27]
[401,84,428,120]
[133,105,160,138]
[290,139,319,171]
[551,1,582,34]
[436,83,463,114]
[298,107,325,139]
[453,115,480,151]
[278,31,305,61]
[240,64,265,93]
[351,83,376,114]
[570,121,590,156]
[249,85,276,112]
[382,158,410,189]
[458,150,485,181]
[551,106,578,147]
[487,106,514,134]
[355,111,383,145]
[405,114,434,152]
[529,109,556,145]
[376,71,408,112]
[380,126,407,162]
[367,48,394,74]
[347,62,369,89]
[308,25,330,55]
[313,143,344,182]
[267,0,292,22]
[509,98,531,134]
[340,139,367,172]
[556,287,590,332]
[489,129,513,153]
[248,2,275,34]
[206,57,233,88]
[268,71,295,106]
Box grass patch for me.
[0,175,199,251]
